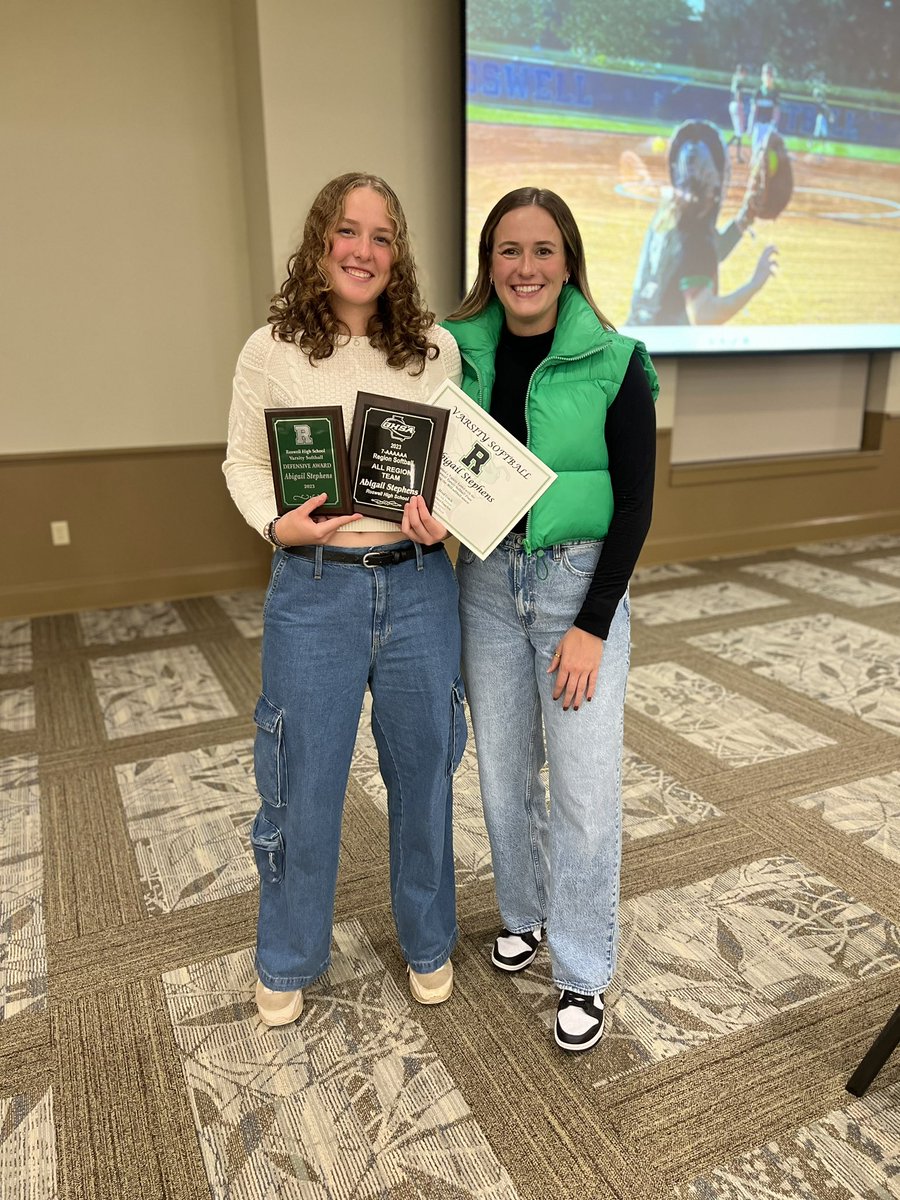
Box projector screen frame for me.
[461,2,900,359]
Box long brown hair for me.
[269,172,439,374]
[447,187,614,329]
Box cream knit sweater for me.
[224,325,462,537]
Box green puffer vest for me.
[443,286,659,554]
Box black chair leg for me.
[846,1003,900,1098]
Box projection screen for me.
[464,0,900,354]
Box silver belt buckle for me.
[362,551,380,568]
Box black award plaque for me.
[264,406,352,516]
[347,393,449,522]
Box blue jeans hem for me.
[404,926,458,974]
[256,955,331,990]
[552,974,613,994]
[504,919,545,935]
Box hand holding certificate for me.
[425,380,557,559]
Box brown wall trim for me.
[0,561,270,620]
[645,416,900,564]
[3,423,899,617]
[641,511,900,565]
[0,445,271,620]
[670,448,882,488]
[671,411,889,486]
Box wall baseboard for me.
[0,445,271,620]
[642,511,900,565]
[645,416,900,565]
[0,560,270,620]
[3,419,898,618]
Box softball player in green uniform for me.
[627,120,784,327]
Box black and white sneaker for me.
[491,926,544,972]
[555,990,605,1052]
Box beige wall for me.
[252,0,462,319]
[1,0,898,618]
[229,0,276,326]
[2,0,253,454]
[882,354,900,415]
[671,353,868,464]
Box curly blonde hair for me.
[269,173,439,375]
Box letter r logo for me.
[461,443,490,475]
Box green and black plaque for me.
[347,392,449,522]
[264,406,352,515]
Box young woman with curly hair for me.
[224,173,465,1026]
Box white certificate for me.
[425,379,557,560]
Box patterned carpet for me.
[2,533,900,1199]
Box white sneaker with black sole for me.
[555,990,605,1051]
[491,925,544,972]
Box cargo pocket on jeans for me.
[447,676,468,775]
[253,693,287,808]
[250,811,284,885]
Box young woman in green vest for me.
[444,189,658,1052]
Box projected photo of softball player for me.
[750,62,781,152]
[627,120,793,326]
[728,63,750,163]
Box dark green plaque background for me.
[264,407,351,515]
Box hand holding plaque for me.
[265,395,448,523]
[347,393,448,521]
[264,407,353,516]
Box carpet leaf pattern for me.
[162,925,519,1199]
[1,535,899,1197]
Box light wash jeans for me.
[251,543,466,990]
[457,535,630,994]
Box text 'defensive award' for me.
[264,406,352,516]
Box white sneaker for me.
[408,960,453,1005]
[255,980,303,1026]
[491,926,543,972]
[555,990,605,1052]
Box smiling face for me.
[324,186,394,334]
[490,204,568,335]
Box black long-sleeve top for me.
[490,325,656,639]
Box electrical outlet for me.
[50,520,70,546]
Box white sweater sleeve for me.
[434,326,463,386]
[222,328,279,537]
[223,325,463,537]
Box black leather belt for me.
[284,542,444,567]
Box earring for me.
[564,274,570,285]
[489,273,493,286]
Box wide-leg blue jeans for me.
[457,536,630,994]
[250,543,465,990]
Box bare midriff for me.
[328,528,408,547]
